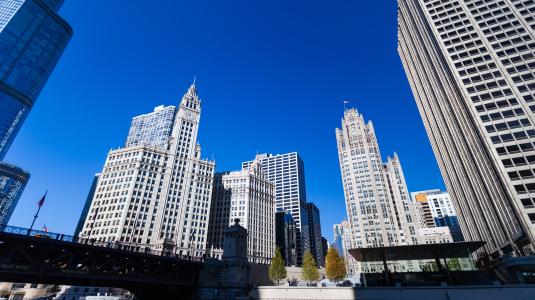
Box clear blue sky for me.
[5,0,445,242]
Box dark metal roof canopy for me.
[349,241,486,262]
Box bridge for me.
[0,225,204,299]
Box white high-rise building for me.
[125,105,176,149]
[81,83,215,258]
[335,108,419,251]
[242,152,310,264]
[417,227,453,245]
[398,0,535,256]
[207,165,275,264]
[412,190,464,242]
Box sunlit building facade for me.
[125,105,176,149]
[398,0,535,256]
[412,189,464,242]
[81,84,215,258]
[242,152,310,265]
[336,108,419,250]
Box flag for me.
[344,100,350,104]
[37,191,47,208]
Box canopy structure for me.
[349,241,486,262]
[348,241,488,286]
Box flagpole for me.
[28,190,47,236]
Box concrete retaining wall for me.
[249,285,535,299]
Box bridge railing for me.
[0,224,204,262]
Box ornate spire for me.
[180,80,200,110]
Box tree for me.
[269,248,287,285]
[302,250,320,284]
[325,247,347,282]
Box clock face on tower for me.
[184,110,195,121]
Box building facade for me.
[0,0,72,159]
[125,105,176,149]
[417,227,453,245]
[74,173,100,237]
[207,167,275,264]
[333,221,359,277]
[275,209,298,266]
[398,0,535,256]
[336,108,419,251]
[242,152,310,264]
[321,237,328,261]
[81,83,215,258]
[0,162,29,224]
[332,223,344,256]
[306,202,324,266]
[412,189,464,242]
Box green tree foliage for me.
[302,250,320,283]
[325,247,347,282]
[269,248,287,285]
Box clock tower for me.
[150,82,215,257]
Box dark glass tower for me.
[0,0,73,159]
[0,0,71,225]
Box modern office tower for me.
[0,0,72,159]
[0,162,29,224]
[81,83,215,258]
[333,220,359,277]
[242,152,310,265]
[275,210,298,266]
[321,237,328,260]
[125,105,176,149]
[417,227,453,245]
[306,202,324,266]
[74,174,100,237]
[207,167,275,264]
[332,223,344,256]
[336,108,419,251]
[412,189,464,242]
[398,0,535,256]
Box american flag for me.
[37,191,47,208]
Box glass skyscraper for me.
[0,0,72,159]
[125,105,176,149]
[0,0,71,225]
[0,162,29,224]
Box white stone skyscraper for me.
[242,152,310,265]
[398,0,535,256]
[207,165,275,264]
[81,83,215,258]
[335,108,419,250]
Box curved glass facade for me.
[0,162,29,224]
[0,0,72,159]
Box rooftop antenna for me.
[193,75,197,85]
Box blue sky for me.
[5,0,445,242]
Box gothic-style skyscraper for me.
[81,83,215,258]
[335,108,419,270]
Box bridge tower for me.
[198,218,251,299]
